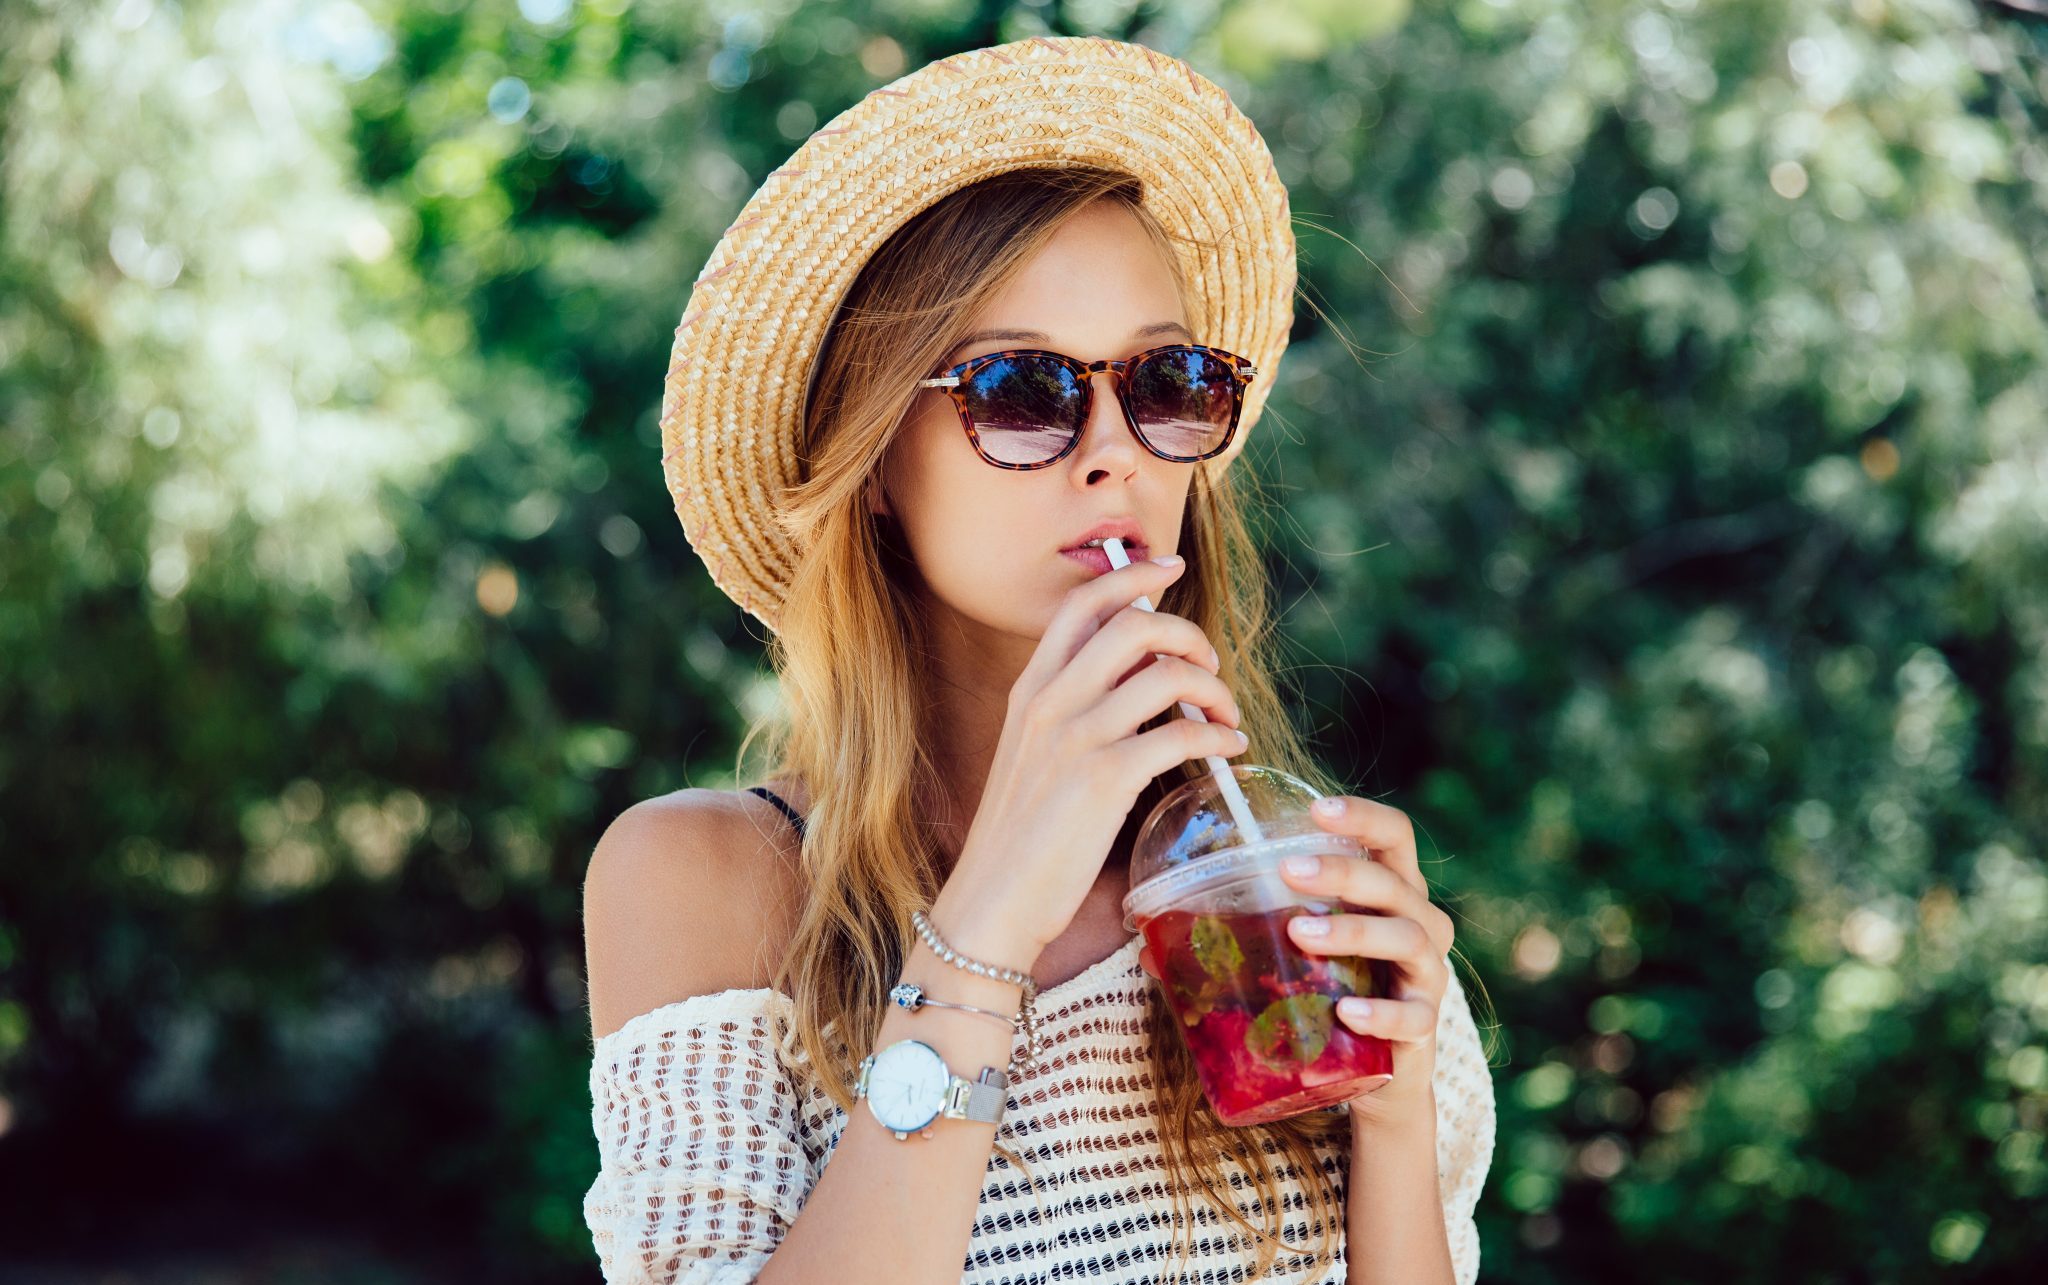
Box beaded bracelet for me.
[911,908,1044,1077]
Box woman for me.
[582,36,1496,1285]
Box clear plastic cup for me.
[1122,765,1395,1125]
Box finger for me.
[1071,606,1222,705]
[1288,912,1449,994]
[1086,653,1239,736]
[1279,850,1445,944]
[1336,994,1440,1044]
[1118,715,1255,791]
[1309,796,1425,896]
[1020,556,1188,694]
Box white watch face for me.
[864,1039,949,1132]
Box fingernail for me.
[1234,728,1249,746]
[1152,554,1183,566]
[1339,997,1372,1022]
[1292,915,1329,937]
[1283,855,1319,877]
[1313,796,1344,817]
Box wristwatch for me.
[855,1038,1009,1138]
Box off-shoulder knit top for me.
[583,788,1496,1284]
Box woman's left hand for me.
[1281,793,1454,1128]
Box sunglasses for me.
[914,343,1259,470]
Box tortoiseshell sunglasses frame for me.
[914,343,1260,471]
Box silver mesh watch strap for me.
[952,1066,1009,1127]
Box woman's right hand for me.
[930,554,1249,973]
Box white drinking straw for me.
[1103,538,1267,848]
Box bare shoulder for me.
[582,782,807,1043]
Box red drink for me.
[1140,901,1394,1124]
[1123,766,1399,1125]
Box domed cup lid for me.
[1121,765,1362,931]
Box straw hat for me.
[659,34,1296,635]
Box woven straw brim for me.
[659,34,1296,635]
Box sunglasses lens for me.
[950,347,1245,466]
[1129,348,1239,459]
[960,355,1086,465]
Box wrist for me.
[1348,1088,1439,1141]
[925,895,1043,979]
[893,947,1030,1020]
[882,938,1037,1085]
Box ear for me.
[865,475,893,519]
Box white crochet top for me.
[584,934,1495,1284]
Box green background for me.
[3,0,2044,1279]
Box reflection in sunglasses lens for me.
[965,356,1086,466]
[1130,349,1235,459]
[960,349,1239,466]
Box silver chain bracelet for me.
[910,908,1044,1077]
[887,982,1015,1027]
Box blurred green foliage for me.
[2,0,2045,1280]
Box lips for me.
[1060,518,1148,555]
[1065,538,1149,558]
[1059,541,1147,574]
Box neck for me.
[916,601,1022,876]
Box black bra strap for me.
[745,786,807,844]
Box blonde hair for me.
[735,164,1475,1281]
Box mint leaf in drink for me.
[1245,991,1336,1070]
[1178,981,1224,1027]
[1191,914,1245,983]
[1166,969,1225,1026]
[1317,956,1391,1004]
[1322,955,1364,994]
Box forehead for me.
[946,320,1193,360]
[954,202,1189,357]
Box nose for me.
[1069,367,1144,475]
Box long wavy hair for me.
[734,164,1475,1282]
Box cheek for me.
[906,499,1079,634]
[893,447,1016,570]
[885,413,1083,617]
[912,492,1033,585]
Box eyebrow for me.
[945,321,1194,359]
